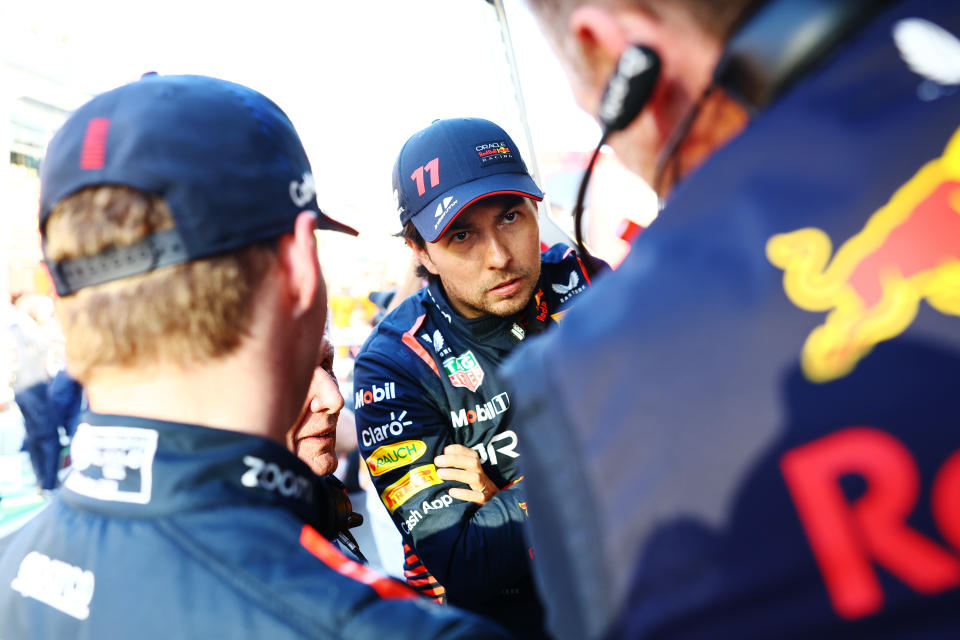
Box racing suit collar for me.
[426,280,543,351]
[60,412,328,529]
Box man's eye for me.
[503,211,519,223]
[452,231,470,243]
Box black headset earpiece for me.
[572,45,661,278]
[598,45,661,134]
[574,0,890,270]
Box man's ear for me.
[276,211,320,317]
[405,238,439,277]
[566,6,631,104]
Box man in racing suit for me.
[353,117,597,637]
[504,0,960,638]
[0,74,507,639]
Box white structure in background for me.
[1,8,91,302]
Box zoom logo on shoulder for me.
[241,456,312,502]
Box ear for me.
[567,6,631,102]
[405,238,439,277]
[276,211,320,318]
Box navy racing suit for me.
[353,244,597,637]
[0,413,509,639]
[501,1,960,638]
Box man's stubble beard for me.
[448,264,541,319]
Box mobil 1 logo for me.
[450,392,509,428]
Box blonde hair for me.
[45,186,275,382]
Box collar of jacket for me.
[60,412,329,529]
[426,279,551,352]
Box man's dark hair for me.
[401,221,436,281]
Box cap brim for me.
[317,210,359,236]
[411,173,543,243]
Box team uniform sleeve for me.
[353,350,531,603]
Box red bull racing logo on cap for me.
[767,126,960,383]
[475,141,514,166]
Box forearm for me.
[407,483,530,601]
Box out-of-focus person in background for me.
[501,0,960,638]
[4,296,55,492]
[0,73,509,639]
[353,117,602,638]
[46,367,83,446]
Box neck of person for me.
[83,344,296,444]
[657,86,750,199]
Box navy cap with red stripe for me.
[39,74,358,296]
[392,118,543,243]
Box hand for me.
[434,444,499,505]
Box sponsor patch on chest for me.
[442,350,485,392]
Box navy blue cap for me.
[39,74,357,296]
[392,118,543,243]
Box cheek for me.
[438,255,477,286]
[297,439,337,475]
[514,221,543,271]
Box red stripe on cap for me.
[79,118,111,170]
[402,314,441,378]
[300,524,417,600]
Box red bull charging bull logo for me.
[767,126,960,383]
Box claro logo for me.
[366,440,427,476]
[360,410,413,448]
[450,392,510,428]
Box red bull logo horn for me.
[767,126,960,383]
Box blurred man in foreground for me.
[353,117,599,637]
[503,0,960,638]
[0,74,508,639]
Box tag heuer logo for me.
[442,350,484,392]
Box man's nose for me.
[485,233,512,270]
[310,369,344,415]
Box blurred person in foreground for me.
[352,117,601,638]
[500,0,960,638]
[0,74,508,639]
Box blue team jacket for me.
[503,1,960,638]
[0,413,508,639]
[353,244,596,638]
